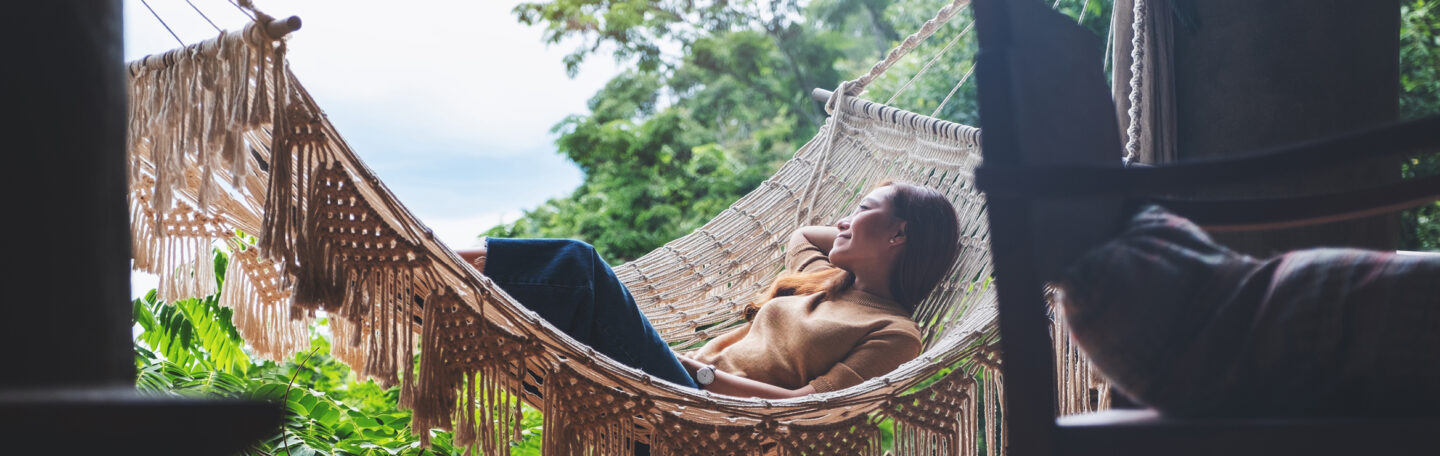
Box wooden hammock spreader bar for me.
[127,15,301,75]
[811,88,982,144]
[265,15,303,38]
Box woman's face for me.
[830,186,906,269]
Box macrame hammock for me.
[127,0,1132,454]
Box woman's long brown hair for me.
[745,181,961,319]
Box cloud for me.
[370,151,583,231]
[424,210,528,250]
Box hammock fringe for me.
[124,12,1109,454]
[221,244,309,360]
[128,23,281,306]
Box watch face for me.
[697,367,715,385]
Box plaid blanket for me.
[1058,205,1440,417]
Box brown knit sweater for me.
[690,231,923,393]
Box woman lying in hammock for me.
[457,181,961,399]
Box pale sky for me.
[126,0,618,296]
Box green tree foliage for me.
[133,252,248,373]
[489,1,870,261]
[513,0,748,77]
[1401,0,1440,121]
[1400,0,1440,250]
[134,248,546,455]
[491,0,1039,261]
[502,0,1439,255]
[481,68,791,260]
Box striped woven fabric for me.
[1059,204,1440,417]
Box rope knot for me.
[824,81,854,115]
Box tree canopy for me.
[489,0,1118,262]
[493,0,1439,258]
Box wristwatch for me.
[694,364,717,388]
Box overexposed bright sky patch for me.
[126,0,617,295]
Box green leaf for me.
[252,383,290,401]
[286,397,310,416]
[313,402,341,427]
[133,297,157,332]
[287,446,318,456]
[212,247,229,287]
[346,410,382,428]
[331,439,361,452]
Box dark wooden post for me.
[974,0,1127,454]
[1168,0,1401,254]
[5,0,134,389]
[1,3,280,453]
[972,0,1059,454]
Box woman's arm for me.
[794,225,840,256]
[674,353,816,399]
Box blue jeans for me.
[484,238,698,389]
